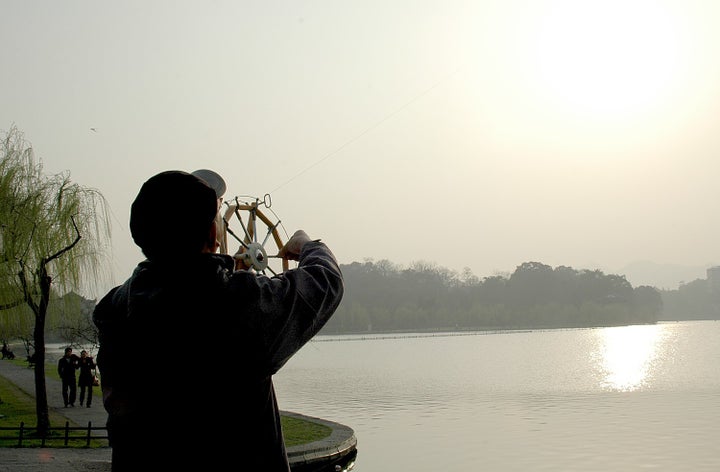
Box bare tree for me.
[51,291,100,353]
[0,125,111,435]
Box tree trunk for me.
[33,271,51,436]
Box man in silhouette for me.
[93,170,343,471]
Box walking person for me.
[57,347,79,407]
[93,170,344,471]
[77,350,96,407]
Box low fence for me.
[0,421,108,447]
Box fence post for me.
[86,421,92,446]
[18,421,24,447]
[64,421,70,446]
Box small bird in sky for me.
[90,127,97,132]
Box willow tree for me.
[0,125,111,435]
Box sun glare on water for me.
[595,324,671,391]
[532,0,680,117]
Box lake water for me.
[273,320,720,471]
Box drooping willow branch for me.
[42,215,81,266]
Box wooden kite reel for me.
[192,169,290,275]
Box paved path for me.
[0,357,356,471]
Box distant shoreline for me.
[316,318,720,340]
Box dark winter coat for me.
[92,241,343,471]
[57,355,78,380]
[78,356,96,387]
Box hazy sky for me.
[2,1,719,296]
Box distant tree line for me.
[10,260,719,342]
[658,278,720,320]
[321,260,663,334]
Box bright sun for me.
[532,0,679,117]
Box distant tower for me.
[706,266,720,292]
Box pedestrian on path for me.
[57,347,79,407]
[78,350,96,407]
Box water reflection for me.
[595,324,671,391]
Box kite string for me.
[268,67,461,195]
